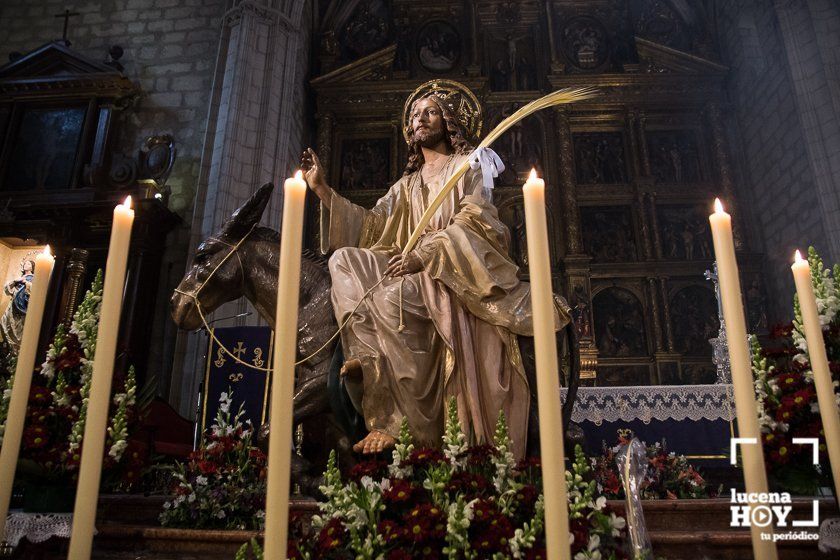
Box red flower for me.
[473,521,512,554]
[316,518,345,552]
[377,519,404,543]
[405,448,447,468]
[23,425,48,449]
[387,550,412,560]
[383,478,414,503]
[197,460,218,475]
[515,484,539,508]
[404,503,444,541]
[446,471,490,496]
[349,459,387,482]
[403,514,431,542]
[29,385,50,404]
[248,448,266,463]
[570,518,589,553]
[471,499,497,526]
[516,456,541,471]
[54,348,83,371]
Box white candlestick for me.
[264,172,306,559]
[69,196,134,559]
[522,169,571,560]
[791,250,840,497]
[709,198,777,559]
[0,246,54,543]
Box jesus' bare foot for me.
[353,430,396,454]
[339,357,363,381]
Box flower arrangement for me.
[751,247,840,494]
[279,399,628,560]
[590,434,708,500]
[160,391,267,530]
[0,271,147,489]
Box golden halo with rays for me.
[402,79,482,144]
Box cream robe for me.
[320,153,569,458]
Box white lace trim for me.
[560,384,736,425]
[4,513,74,547]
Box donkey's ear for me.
[220,183,274,239]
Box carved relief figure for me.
[338,138,390,191]
[647,131,701,183]
[487,105,545,184]
[593,288,648,357]
[669,286,718,356]
[657,205,712,260]
[416,21,460,72]
[573,132,627,184]
[581,207,637,263]
[560,16,610,70]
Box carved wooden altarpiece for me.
[309,0,767,387]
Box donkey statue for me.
[171,184,581,490]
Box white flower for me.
[187,493,196,503]
[216,509,226,519]
[609,512,626,536]
[195,476,208,486]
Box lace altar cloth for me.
[4,512,74,547]
[560,384,736,425]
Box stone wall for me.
[715,0,840,322]
[0,0,229,216]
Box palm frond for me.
[403,87,598,254]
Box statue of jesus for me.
[301,82,567,457]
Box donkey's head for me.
[170,183,274,330]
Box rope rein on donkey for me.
[174,223,386,371]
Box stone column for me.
[555,109,582,254]
[172,0,309,417]
[774,0,840,262]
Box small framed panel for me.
[573,132,628,185]
[580,205,638,262]
[669,285,718,358]
[416,21,461,73]
[337,137,392,191]
[2,103,89,191]
[656,204,713,261]
[646,130,702,184]
[592,286,649,358]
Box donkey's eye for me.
[194,252,210,264]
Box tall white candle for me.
[791,250,840,497]
[522,169,571,560]
[0,246,54,543]
[264,171,307,559]
[69,196,134,559]
[709,198,777,559]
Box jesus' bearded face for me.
[410,97,446,148]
